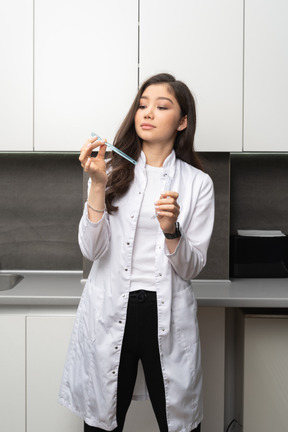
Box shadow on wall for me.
[0,153,83,270]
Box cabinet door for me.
[0,315,25,431]
[139,0,243,152]
[244,316,288,431]
[244,0,288,151]
[34,0,138,151]
[0,0,33,151]
[198,307,225,432]
[26,315,82,432]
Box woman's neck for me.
[142,142,173,167]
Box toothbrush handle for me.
[90,133,137,165]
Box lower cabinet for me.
[4,307,288,431]
[0,315,26,432]
[198,307,225,432]
[0,307,225,432]
[26,315,82,432]
[243,315,288,431]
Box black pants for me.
[84,290,201,432]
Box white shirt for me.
[130,164,164,292]
[59,150,215,432]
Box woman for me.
[59,73,215,432]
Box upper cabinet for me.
[34,0,138,151]
[0,0,33,151]
[139,0,243,152]
[244,0,288,152]
[1,1,287,153]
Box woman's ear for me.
[177,115,188,131]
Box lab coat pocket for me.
[79,278,104,344]
[172,286,199,352]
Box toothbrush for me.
[91,132,137,165]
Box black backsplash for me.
[0,153,83,270]
[197,153,230,279]
[1,152,286,279]
[230,153,288,235]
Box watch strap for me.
[164,222,181,239]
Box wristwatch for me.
[164,222,181,239]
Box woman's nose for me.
[144,108,154,119]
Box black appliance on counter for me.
[230,231,288,278]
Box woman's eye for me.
[138,105,146,109]
[158,106,168,110]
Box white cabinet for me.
[34,0,138,151]
[26,315,82,432]
[139,0,243,152]
[243,315,288,431]
[198,307,225,432]
[0,315,26,432]
[0,307,225,432]
[2,1,288,154]
[244,0,288,152]
[0,0,33,151]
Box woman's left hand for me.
[154,191,180,234]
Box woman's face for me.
[134,83,187,149]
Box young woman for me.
[59,73,215,432]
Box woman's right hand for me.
[79,136,108,186]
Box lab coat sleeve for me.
[78,178,111,261]
[78,204,111,261]
[165,173,215,280]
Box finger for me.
[96,139,107,160]
[156,210,175,218]
[160,191,179,200]
[80,135,99,152]
[79,139,105,163]
[156,198,180,209]
[155,203,178,211]
[83,157,92,172]
[155,204,180,216]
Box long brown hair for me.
[106,73,203,213]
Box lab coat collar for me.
[137,150,177,179]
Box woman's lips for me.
[140,123,156,130]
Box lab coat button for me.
[159,273,162,277]
[130,215,134,218]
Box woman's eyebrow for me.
[140,96,174,104]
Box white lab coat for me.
[59,150,215,432]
